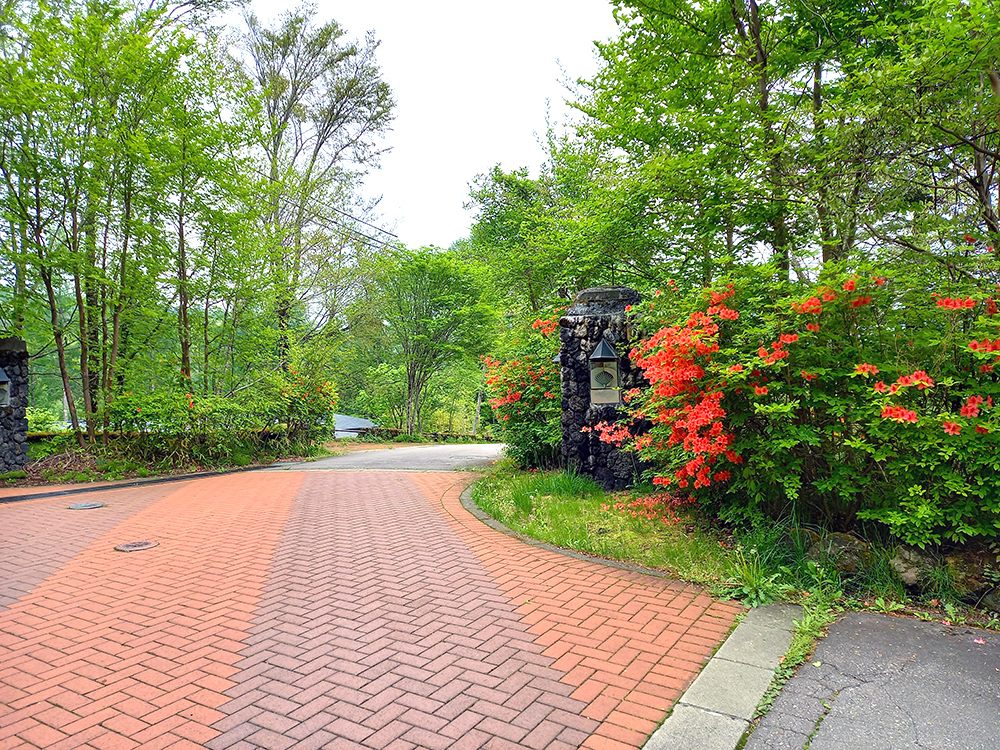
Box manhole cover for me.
[114,541,159,552]
[69,502,105,510]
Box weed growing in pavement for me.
[752,579,841,719]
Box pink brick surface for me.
[0,473,301,749]
[1,469,742,750]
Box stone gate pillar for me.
[0,337,29,473]
[560,287,645,489]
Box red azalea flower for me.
[882,405,918,423]
[792,297,823,315]
[943,421,962,435]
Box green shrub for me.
[26,406,58,431]
[28,433,75,460]
[100,365,336,465]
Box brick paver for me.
[1,468,742,750]
[0,484,187,611]
[0,472,302,749]
[411,474,743,750]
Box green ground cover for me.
[472,463,1000,632]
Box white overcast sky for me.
[247,0,620,249]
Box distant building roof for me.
[333,414,377,438]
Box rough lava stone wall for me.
[560,287,648,490]
[0,337,29,473]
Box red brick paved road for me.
[0,470,741,750]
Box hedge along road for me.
[0,444,742,750]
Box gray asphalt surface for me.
[744,611,1000,750]
[267,442,505,472]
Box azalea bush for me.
[484,311,561,468]
[610,251,1000,547]
[275,368,338,446]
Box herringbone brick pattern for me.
[209,472,599,750]
[2,468,741,750]
[412,474,744,750]
[0,472,302,750]
[0,484,184,611]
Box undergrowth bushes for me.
[36,367,338,469]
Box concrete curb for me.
[643,604,802,750]
[0,463,273,504]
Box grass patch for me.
[471,462,731,584]
[471,464,1000,630]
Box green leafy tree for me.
[239,5,395,362]
[353,248,496,435]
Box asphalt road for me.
[744,611,1000,749]
[268,442,506,472]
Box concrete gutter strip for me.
[643,604,801,750]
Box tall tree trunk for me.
[203,250,217,396]
[41,266,84,448]
[73,271,96,443]
[813,58,838,265]
[177,155,192,381]
[742,0,790,277]
[83,194,102,437]
[107,180,132,394]
[10,217,28,334]
[69,198,97,444]
[472,363,485,437]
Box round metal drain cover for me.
[69,502,105,510]
[114,540,159,552]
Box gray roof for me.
[333,414,377,437]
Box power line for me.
[247,165,399,243]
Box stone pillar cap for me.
[0,337,27,353]
[566,286,640,318]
